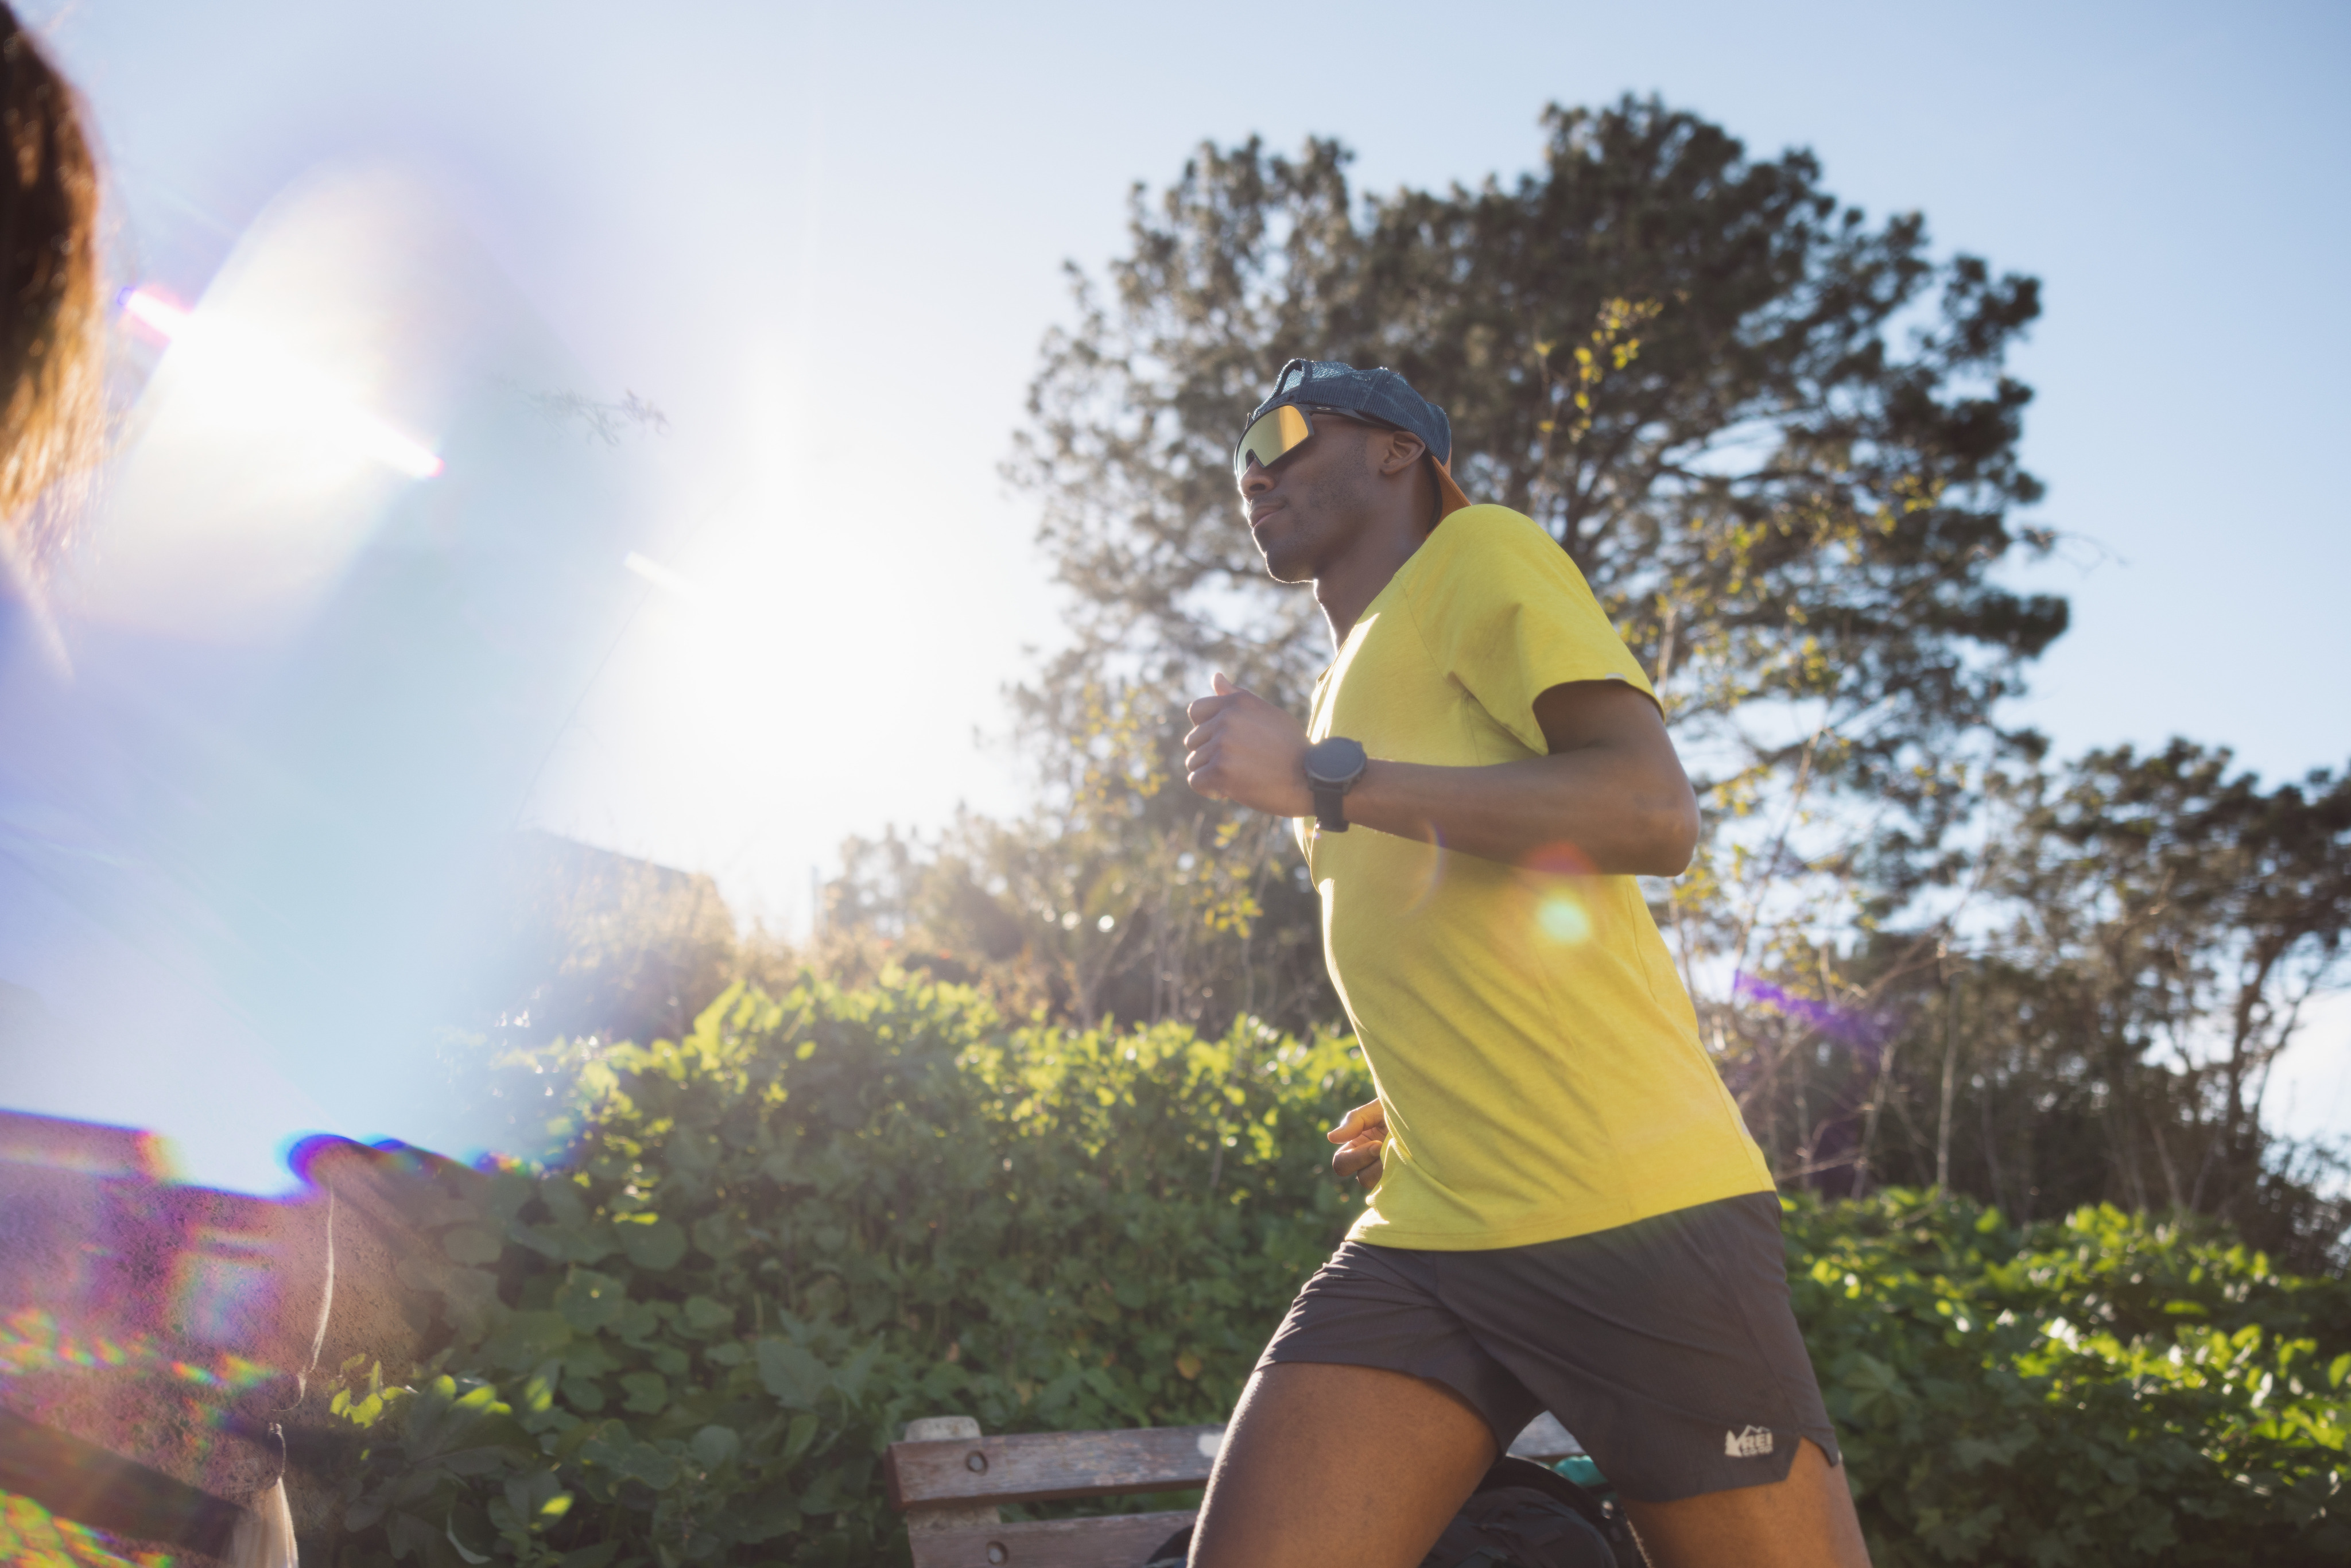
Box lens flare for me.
[118,285,445,479]
[1536,891,1592,945]
[118,288,190,340]
[0,1490,170,1568]
[0,1309,275,1394]
[1523,843,1599,945]
[1732,973,1897,1050]
[1524,842,1598,878]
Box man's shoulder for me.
[1407,505,1596,603]
[1426,503,1554,557]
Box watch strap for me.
[1312,781,1350,833]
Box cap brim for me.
[1433,456,1472,518]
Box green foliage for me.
[820,790,1328,1041]
[1789,1190,2351,1564]
[328,976,2348,1565]
[319,973,1369,1567]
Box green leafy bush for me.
[318,974,2346,1566]
[1790,1191,2350,1564]
[320,973,1367,1566]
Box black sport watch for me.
[1302,736,1370,832]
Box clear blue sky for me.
[18,0,2349,1185]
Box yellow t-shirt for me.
[1299,504,1771,1250]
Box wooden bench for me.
[885,1412,1587,1568]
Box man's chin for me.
[1256,545,1314,585]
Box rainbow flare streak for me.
[118,286,445,480]
[0,1310,275,1397]
[1733,973,1899,1051]
[0,1490,174,1568]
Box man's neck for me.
[1313,512,1430,648]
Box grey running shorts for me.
[1255,1191,1841,1504]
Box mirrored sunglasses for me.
[1232,403,1314,487]
[1233,404,1405,488]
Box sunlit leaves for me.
[320,976,1368,1566]
[318,975,2348,1566]
[1787,1190,2351,1564]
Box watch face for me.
[1305,736,1368,786]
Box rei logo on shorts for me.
[1725,1425,1775,1458]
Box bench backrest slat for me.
[886,1425,1221,1510]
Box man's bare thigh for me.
[1621,1437,1872,1568]
[1188,1361,1496,1568]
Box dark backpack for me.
[1146,1456,1631,1568]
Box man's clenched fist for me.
[1327,1099,1386,1190]
[1184,673,1314,817]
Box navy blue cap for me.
[1239,358,1472,516]
[1241,358,1453,466]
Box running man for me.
[1181,360,1871,1568]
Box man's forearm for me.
[1184,675,1699,875]
[1337,751,1697,876]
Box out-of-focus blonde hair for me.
[0,4,100,584]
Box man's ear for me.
[1374,428,1428,478]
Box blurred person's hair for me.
[0,3,100,585]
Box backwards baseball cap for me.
[1235,358,1473,518]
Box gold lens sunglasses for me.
[1231,403,1394,488]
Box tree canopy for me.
[1015,96,2065,820]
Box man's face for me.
[1236,410,1386,584]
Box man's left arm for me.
[1181,673,1699,876]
